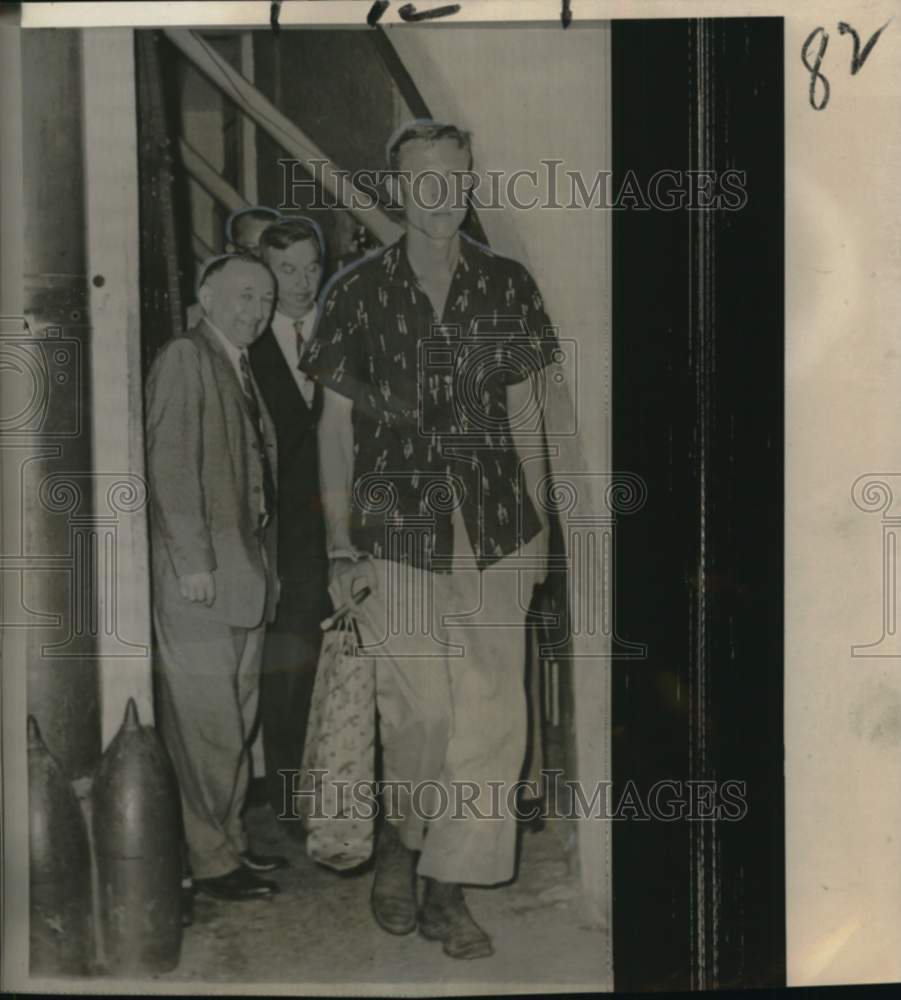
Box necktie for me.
[239,353,276,527]
[294,317,315,405]
[295,317,306,365]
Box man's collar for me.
[274,305,317,328]
[272,310,293,331]
[201,317,245,366]
[383,230,480,288]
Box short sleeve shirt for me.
[300,232,558,572]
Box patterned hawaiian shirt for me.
[300,232,558,573]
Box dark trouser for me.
[259,576,328,816]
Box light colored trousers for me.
[356,508,544,885]
[153,601,265,879]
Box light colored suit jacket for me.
[145,319,279,628]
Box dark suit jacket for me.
[249,326,327,590]
[145,319,279,628]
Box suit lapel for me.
[196,319,274,446]
[196,319,245,401]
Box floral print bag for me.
[298,617,376,871]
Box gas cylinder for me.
[28,714,94,975]
[92,698,182,974]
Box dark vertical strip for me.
[687,19,716,990]
[612,17,785,990]
[136,30,196,372]
[612,19,693,990]
[705,19,786,990]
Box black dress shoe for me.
[195,867,280,901]
[240,849,289,873]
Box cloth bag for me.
[297,617,376,870]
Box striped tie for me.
[295,317,314,404]
[239,353,276,527]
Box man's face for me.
[265,239,323,319]
[396,137,471,242]
[200,260,275,349]
[227,215,274,257]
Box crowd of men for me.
[145,119,558,961]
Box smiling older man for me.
[146,253,288,902]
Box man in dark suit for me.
[249,219,330,824]
[145,253,288,901]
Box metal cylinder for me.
[92,698,182,974]
[28,715,95,976]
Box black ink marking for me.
[801,27,830,110]
[398,3,461,22]
[270,0,282,35]
[368,0,391,26]
[837,18,892,75]
[561,0,572,29]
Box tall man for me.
[301,121,555,959]
[146,253,288,902]
[250,218,330,822]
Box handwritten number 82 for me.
[802,20,892,110]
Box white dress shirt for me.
[271,306,317,406]
[206,319,248,382]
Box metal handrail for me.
[180,137,249,214]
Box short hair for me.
[259,217,324,262]
[195,252,273,299]
[225,206,281,248]
[386,119,473,173]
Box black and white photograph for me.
[1,0,899,993]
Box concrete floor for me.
[155,805,612,993]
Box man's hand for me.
[178,571,216,606]
[328,552,378,618]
